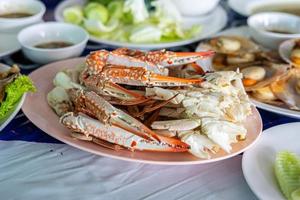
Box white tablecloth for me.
[0,141,257,200]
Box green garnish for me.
[275,151,300,200]
[0,75,36,119]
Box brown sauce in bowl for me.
[34,41,74,49]
[0,12,33,18]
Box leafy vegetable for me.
[84,2,109,23]
[0,75,36,119]
[63,6,84,25]
[63,0,202,43]
[124,0,149,24]
[275,151,300,200]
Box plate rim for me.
[242,122,300,200]
[22,57,263,165]
[54,0,228,49]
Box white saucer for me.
[0,33,21,58]
[242,123,300,200]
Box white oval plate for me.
[228,0,300,17]
[242,122,300,200]
[0,33,21,58]
[54,0,227,49]
[0,63,25,131]
[22,58,262,165]
[196,26,300,119]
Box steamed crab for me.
[48,48,253,159]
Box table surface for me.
[0,1,299,199]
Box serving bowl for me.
[247,12,300,49]
[0,0,45,33]
[18,22,88,64]
[173,0,220,16]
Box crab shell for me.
[270,68,300,110]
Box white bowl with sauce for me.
[247,12,300,49]
[0,0,45,33]
[18,22,89,64]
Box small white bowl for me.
[173,0,220,16]
[18,22,89,64]
[0,0,45,33]
[248,12,300,49]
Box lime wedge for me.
[84,2,109,24]
[63,6,83,25]
[275,151,300,200]
[292,188,300,200]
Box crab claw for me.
[60,112,189,152]
[68,89,160,142]
[160,50,215,66]
[81,69,147,102]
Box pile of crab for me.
[47,48,252,159]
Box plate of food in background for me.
[54,0,227,49]
[22,48,262,164]
[0,64,35,131]
[196,26,300,119]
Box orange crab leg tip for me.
[175,50,215,58]
[150,74,204,84]
[155,135,190,152]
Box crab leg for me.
[112,48,215,67]
[68,89,160,142]
[86,49,215,76]
[81,70,147,103]
[60,112,189,152]
[101,66,204,86]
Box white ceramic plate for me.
[196,26,300,119]
[54,0,228,49]
[0,33,21,58]
[242,122,300,200]
[228,0,300,17]
[0,64,25,131]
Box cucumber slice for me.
[63,6,84,25]
[292,188,300,200]
[275,151,300,200]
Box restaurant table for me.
[0,1,299,199]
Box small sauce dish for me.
[18,22,89,64]
[0,0,45,33]
[247,12,300,49]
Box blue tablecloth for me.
[0,0,299,142]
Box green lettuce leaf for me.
[0,75,36,119]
